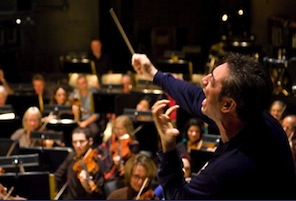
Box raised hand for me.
[131,54,158,81]
[151,99,180,152]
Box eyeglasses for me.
[26,119,39,123]
[72,139,88,145]
[131,174,147,181]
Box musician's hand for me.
[132,54,158,81]
[78,170,92,193]
[151,99,180,152]
[78,120,88,128]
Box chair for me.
[101,73,123,85]
[68,73,99,89]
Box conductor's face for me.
[201,63,229,121]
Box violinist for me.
[11,106,43,147]
[107,154,158,200]
[98,115,139,197]
[54,127,105,200]
[48,85,79,120]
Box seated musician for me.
[43,85,79,122]
[98,115,139,197]
[176,118,216,155]
[10,107,43,147]
[107,154,158,200]
[69,74,102,146]
[54,127,105,200]
[135,96,153,122]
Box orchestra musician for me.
[69,74,102,146]
[48,85,79,120]
[54,127,105,200]
[98,115,139,197]
[10,106,43,147]
[107,154,158,200]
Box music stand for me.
[100,84,124,93]
[123,108,153,122]
[30,130,64,141]
[60,55,96,74]
[43,105,72,114]
[0,154,39,171]
[0,139,20,156]
[0,105,14,113]
[93,92,121,114]
[0,171,52,199]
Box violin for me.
[135,189,156,200]
[134,178,156,200]
[72,148,99,192]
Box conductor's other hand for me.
[132,54,158,81]
[152,99,180,152]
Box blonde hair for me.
[114,115,135,139]
[22,106,42,130]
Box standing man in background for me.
[88,38,113,81]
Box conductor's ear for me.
[222,98,236,112]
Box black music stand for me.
[20,147,73,173]
[6,94,40,118]
[43,104,73,115]
[60,55,96,74]
[93,91,121,114]
[0,171,52,199]
[100,84,124,93]
[0,139,20,156]
[30,130,64,141]
[156,59,193,81]
[0,154,39,173]
[0,104,14,114]
[123,108,153,122]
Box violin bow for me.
[3,186,14,200]
[135,177,149,200]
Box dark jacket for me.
[154,71,296,199]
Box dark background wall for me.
[0,0,296,83]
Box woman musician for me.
[54,127,105,200]
[98,115,139,197]
[107,154,159,200]
[10,107,43,148]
